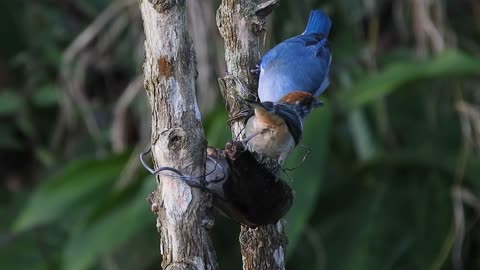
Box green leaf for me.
[0,192,53,270]
[339,50,480,111]
[34,147,56,167]
[0,230,52,270]
[0,124,23,149]
[32,84,59,107]
[318,175,451,270]
[107,227,159,270]
[286,103,331,255]
[62,178,155,270]
[13,153,130,232]
[16,109,35,137]
[356,147,480,187]
[205,109,231,148]
[306,147,480,269]
[0,90,25,115]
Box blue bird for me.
[257,9,332,117]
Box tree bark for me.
[216,1,287,269]
[139,1,218,269]
[187,0,220,114]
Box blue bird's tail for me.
[303,10,331,36]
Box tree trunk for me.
[139,1,218,269]
[216,0,287,269]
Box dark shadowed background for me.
[1,0,480,269]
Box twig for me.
[115,145,144,190]
[451,186,466,270]
[58,0,137,155]
[111,75,143,153]
[453,187,480,215]
[410,0,445,55]
[63,0,136,64]
[255,0,281,17]
[456,101,480,153]
[97,11,131,55]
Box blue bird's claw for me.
[250,64,260,75]
[228,107,254,126]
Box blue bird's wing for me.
[258,37,331,102]
[258,10,332,103]
[283,33,332,97]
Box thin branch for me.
[410,0,446,55]
[111,75,143,153]
[255,0,280,17]
[58,0,137,154]
[63,0,136,64]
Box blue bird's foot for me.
[228,108,253,126]
[250,64,260,75]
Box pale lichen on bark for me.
[216,0,287,269]
[139,0,218,269]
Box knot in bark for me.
[161,128,188,152]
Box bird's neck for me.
[254,108,284,126]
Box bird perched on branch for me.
[243,100,302,165]
[233,9,332,164]
[255,9,332,117]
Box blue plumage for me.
[304,9,332,35]
[258,10,332,103]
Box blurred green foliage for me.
[1,0,480,269]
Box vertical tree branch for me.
[217,0,261,136]
[139,1,218,269]
[216,1,287,269]
[187,0,220,114]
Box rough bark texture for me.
[139,1,218,269]
[216,1,287,269]
[217,0,262,137]
[187,0,219,114]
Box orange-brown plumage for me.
[254,108,285,126]
[244,101,302,164]
[278,91,315,106]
